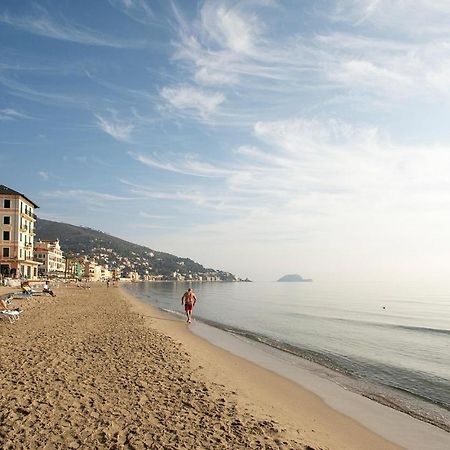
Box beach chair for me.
[0,296,23,323]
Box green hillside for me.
[35,219,237,281]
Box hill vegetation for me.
[36,219,239,281]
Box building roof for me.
[0,184,39,208]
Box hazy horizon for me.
[2,1,450,283]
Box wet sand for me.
[0,284,401,449]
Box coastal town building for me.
[127,271,140,281]
[34,239,65,276]
[112,268,121,280]
[84,259,101,281]
[78,258,114,281]
[100,265,112,281]
[64,256,85,279]
[0,185,40,279]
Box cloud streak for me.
[95,114,134,142]
[332,0,450,35]
[108,0,156,25]
[0,108,33,120]
[160,86,225,119]
[0,8,145,48]
[129,151,233,178]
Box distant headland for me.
[277,274,313,282]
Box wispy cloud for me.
[0,74,89,107]
[108,0,156,25]
[171,1,277,89]
[41,189,137,202]
[126,184,212,206]
[95,113,134,142]
[38,171,49,180]
[199,1,262,56]
[120,178,250,212]
[160,85,225,119]
[138,211,171,220]
[0,7,145,48]
[0,108,33,120]
[331,0,450,34]
[129,151,233,177]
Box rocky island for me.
[277,274,313,282]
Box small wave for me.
[160,307,184,317]
[196,317,357,375]
[389,323,450,335]
[287,312,450,336]
[339,318,450,336]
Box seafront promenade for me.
[0,284,400,449]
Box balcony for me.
[21,211,37,221]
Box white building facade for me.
[34,239,65,276]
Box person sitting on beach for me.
[21,281,32,294]
[181,288,197,323]
[1,297,10,310]
[43,281,56,297]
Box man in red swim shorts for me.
[181,288,197,323]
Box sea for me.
[124,280,450,432]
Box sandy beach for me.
[0,284,408,449]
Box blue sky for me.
[2,0,450,281]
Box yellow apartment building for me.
[0,185,40,279]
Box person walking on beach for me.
[181,288,197,323]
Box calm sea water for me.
[125,280,450,431]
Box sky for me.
[1,0,450,282]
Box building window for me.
[3,231,10,241]
[4,199,11,208]
[20,249,23,258]
[2,248,9,257]
[3,216,10,225]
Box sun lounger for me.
[0,308,23,323]
[6,289,49,298]
[4,291,32,299]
